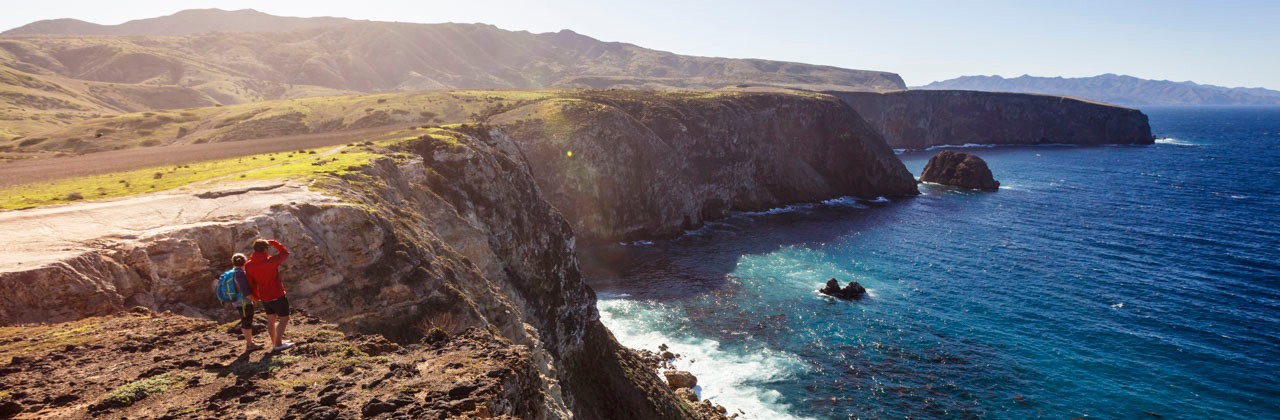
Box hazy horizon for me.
[3,0,1279,90]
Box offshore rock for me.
[819,278,867,300]
[920,151,1000,191]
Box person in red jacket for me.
[245,238,293,352]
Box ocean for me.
[585,106,1280,418]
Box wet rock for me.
[819,278,867,300]
[663,370,697,389]
[919,151,1000,191]
[661,351,675,360]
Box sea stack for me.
[920,151,1000,191]
[819,278,867,300]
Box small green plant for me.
[100,372,185,407]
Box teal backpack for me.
[215,269,246,303]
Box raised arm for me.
[267,240,290,265]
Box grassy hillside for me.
[0,90,551,152]
[0,9,903,144]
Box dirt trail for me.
[0,124,413,187]
[0,181,335,270]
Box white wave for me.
[598,299,813,420]
[736,203,818,217]
[899,142,1084,152]
[863,196,890,204]
[620,240,655,246]
[819,196,870,209]
[1111,302,1124,309]
[924,143,998,150]
[1154,137,1200,146]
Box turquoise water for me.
[586,107,1280,418]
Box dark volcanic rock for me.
[819,278,867,300]
[920,151,1000,191]
[828,90,1155,149]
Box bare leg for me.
[266,314,279,346]
[242,328,254,351]
[275,316,289,346]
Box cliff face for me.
[490,91,919,242]
[0,91,920,418]
[828,90,1155,150]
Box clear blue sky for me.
[4,0,1277,89]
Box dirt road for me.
[0,124,413,187]
[0,181,335,270]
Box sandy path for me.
[0,181,336,270]
[0,124,413,187]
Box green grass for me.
[101,372,187,407]
[232,354,302,376]
[0,144,384,210]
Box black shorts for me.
[233,302,254,330]
[262,296,290,317]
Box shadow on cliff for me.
[578,197,920,300]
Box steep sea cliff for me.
[0,91,916,418]
[829,90,1155,149]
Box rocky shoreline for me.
[0,88,1160,418]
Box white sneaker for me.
[272,341,295,352]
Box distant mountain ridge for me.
[917,74,1280,106]
[3,8,359,36]
[0,8,904,93]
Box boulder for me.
[919,151,1000,191]
[663,370,697,389]
[819,278,867,300]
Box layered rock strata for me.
[828,90,1155,150]
[0,91,920,418]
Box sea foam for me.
[598,299,813,420]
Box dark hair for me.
[253,239,269,253]
[231,253,247,267]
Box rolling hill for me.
[917,74,1280,106]
[0,9,903,141]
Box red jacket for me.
[245,240,289,301]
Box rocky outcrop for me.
[920,151,1000,191]
[0,90,927,418]
[819,278,867,300]
[827,90,1155,150]
[491,90,919,242]
[664,371,698,389]
[0,311,548,419]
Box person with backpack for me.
[216,253,261,353]
[245,238,293,352]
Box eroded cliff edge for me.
[828,90,1155,150]
[0,90,917,418]
[490,90,919,242]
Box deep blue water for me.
[586,106,1280,419]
